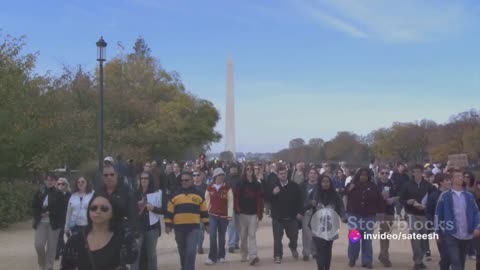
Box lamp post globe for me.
[96,36,107,62]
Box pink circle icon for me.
[349,229,361,243]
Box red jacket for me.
[205,183,233,219]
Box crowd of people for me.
[31,155,480,270]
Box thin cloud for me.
[306,6,368,38]
[294,0,478,42]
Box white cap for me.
[213,168,225,179]
[104,156,115,164]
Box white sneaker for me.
[205,259,215,265]
[219,258,226,263]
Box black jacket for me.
[263,172,278,200]
[32,186,66,230]
[399,179,434,216]
[309,187,345,218]
[99,183,138,232]
[426,188,442,222]
[226,175,241,191]
[165,173,181,195]
[269,180,304,220]
[391,171,410,190]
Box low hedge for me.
[0,181,36,228]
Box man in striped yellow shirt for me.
[165,172,209,270]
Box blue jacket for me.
[435,189,480,236]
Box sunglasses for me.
[103,173,115,177]
[89,205,110,212]
[193,174,200,177]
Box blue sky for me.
[2,0,480,153]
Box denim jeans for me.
[347,215,375,266]
[437,234,451,270]
[197,222,205,251]
[444,234,469,270]
[227,214,240,248]
[208,215,229,262]
[132,229,159,270]
[175,229,199,270]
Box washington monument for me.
[225,57,236,155]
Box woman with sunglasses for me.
[132,172,162,270]
[65,177,95,238]
[234,163,263,265]
[61,194,138,270]
[55,178,72,260]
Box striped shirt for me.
[164,187,209,232]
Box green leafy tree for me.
[308,138,324,147]
[0,34,221,179]
[220,151,234,161]
[289,138,305,149]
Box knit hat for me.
[213,168,225,179]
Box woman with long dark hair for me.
[60,194,138,270]
[345,168,384,269]
[132,172,162,270]
[65,177,95,237]
[309,175,344,270]
[235,163,263,265]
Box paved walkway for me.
[0,219,475,270]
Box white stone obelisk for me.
[225,57,236,157]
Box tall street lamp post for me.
[96,36,107,183]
